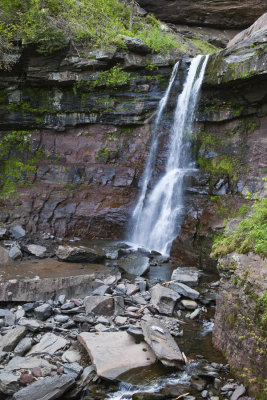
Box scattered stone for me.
[92,284,111,296]
[26,244,47,257]
[78,331,156,380]
[94,323,108,332]
[13,374,75,400]
[8,245,22,260]
[84,295,124,317]
[181,299,198,310]
[141,317,184,368]
[62,349,81,363]
[0,326,27,352]
[230,385,246,400]
[190,308,201,319]
[14,337,33,355]
[18,318,40,332]
[34,303,52,320]
[9,225,26,239]
[171,267,200,287]
[63,362,83,379]
[5,356,52,372]
[127,326,144,341]
[0,246,11,264]
[169,282,200,300]
[54,315,69,323]
[115,315,127,325]
[27,332,68,355]
[19,372,34,386]
[56,245,105,263]
[0,372,19,394]
[0,227,7,239]
[191,376,207,391]
[150,284,180,315]
[57,294,66,305]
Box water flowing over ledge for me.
[129,55,209,255]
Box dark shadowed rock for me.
[138,0,267,29]
[13,374,75,400]
[34,303,53,320]
[119,35,152,54]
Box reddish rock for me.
[19,373,34,386]
[31,367,42,378]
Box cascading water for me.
[130,55,209,255]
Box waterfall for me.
[130,55,209,255]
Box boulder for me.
[9,245,22,260]
[14,337,33,355]
[84,295,124,317]
[27,332,68,355]
[0,246,10,264]
[34,303,53,320]
[150,284,180,315]
[119,35,152,54]
[78,331,156,380]
[9,225,26,239]
[26,244,47,257]
[56,245,105,263]
[13,374,75,400]
[171,267,200,287]
[141,317,184,368]
[181,299,198,310]
[0,326,27,352]
[230,385,246,400]
[169,282,200,300]
[0,372,19,395]
[117,254,150,276]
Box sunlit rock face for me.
[138,0,267,29]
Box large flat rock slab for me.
[78,331,156,380]
[0,259,120,301]
[141,317,184,368]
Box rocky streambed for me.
[0,226,250,400]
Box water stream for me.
[130,55,209,255]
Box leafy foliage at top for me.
[212,197,267,259]
[0,0,179,63]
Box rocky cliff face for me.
[170,13,267,268]
[138,0,267,29]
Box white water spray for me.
[130,55,209,255]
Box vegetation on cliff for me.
[212,197,267,259]
[0,0,179,66]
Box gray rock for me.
[181,299,198,310]
[115,316,127,326]
[27,332,68,355]
[0,372,19,395]
[26,244,47,257]
[119,35,152,54]
[169,282,200,300]
[78,331,156,380]
[127,326,144,341]
[0,309,15,326]
[34,303,53,320]
[9,245,22,260]
[57,294,66,305]
[190,308,200,319]
[171,267,200,287]
[150,284,180,315]
[63,362,83,378]
[56,245,105,263]
[61,301,75,310]
[0,326,27,352]
[117,254,150,276]
[5,355,52,372]
[0,245,11,264]
[92,284,111,296]
[62,349,81,363]
[230,385,246,400]
[9,225,26,239]
[141,317,184,368]
[84,295,124,317]
[0,227,7,239]
[14,337,33,355]
[13,374,75,400]
[54,315,69,323]
[18,318,40,332]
